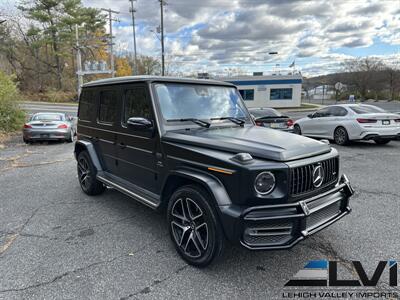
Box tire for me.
[293,124,302,135]
[374,139,390,145]
[167,185,225,267]
[66,129,74,143]
[77,151,106,195]
[334,127,349,145]
[23,137,31,144]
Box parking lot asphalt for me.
[0,137,399,299]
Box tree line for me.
[0,0,162,100]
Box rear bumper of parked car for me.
[23,128,71,141]
[357,127,400,141]
[219,174,354,250]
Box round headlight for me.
[254,171,276,195]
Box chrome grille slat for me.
[290,157,339,197]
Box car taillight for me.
[255,121,263,126]
[286,119,294,127]
[356,118,377,123]
[395,119,400,123]
[57,124,68,129]
[23,124,32,128]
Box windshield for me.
[349,105,385,114]
[32,114,64,121]
[154,83,250,122]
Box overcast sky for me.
[3,0,400,76]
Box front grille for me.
[307,201,341,230]
[290,157,339,197]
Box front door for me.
[115,84,159,194]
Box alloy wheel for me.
[77,157,91,190]
[170,197,209,258]
[335,128,347,144]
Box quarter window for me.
[98,90,117,124]
[270,88,293,100]
[239,89,254,101]
[123,88,151,124]
[79,89,95,121]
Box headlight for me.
[254,171,276,195]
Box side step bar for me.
[97,175,159,209]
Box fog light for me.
[254,171,275,195]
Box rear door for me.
[94,87,120,174]
[115,84,159,194]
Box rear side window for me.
[331,106,348,116]
[98,90,118,124]
[123,88,151,124]
[79,89,95,121]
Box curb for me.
[277,103,325,113]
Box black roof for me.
[82,75,235,88]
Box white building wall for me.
[220,75,303,108]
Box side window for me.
[98,90,117,124]
[78,89,95,121]
[314,107,331,118]
[123,87,151,124]
[331,106,348,117]
[239,89,254,101]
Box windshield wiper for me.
[210,117,246,127]
[167,118,211,128]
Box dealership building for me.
[220,74,303,108]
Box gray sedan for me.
[22,113,76,143]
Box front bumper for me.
[219,174,354,250]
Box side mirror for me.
[127,117,153,130]
[308,113,314,118]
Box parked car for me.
[75,76,354,267]
[293,104,400,145]
[249,107,294,132]
[23,112,76,143]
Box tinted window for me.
[123,88,151,123]
[239,89,254,101]
[79,89,95,121]
[330,106,348,116]
[98,90,117,124]
[270,88,293,100]
[349,105,385,114]
[314,107,331,117]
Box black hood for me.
[163,126,331,162]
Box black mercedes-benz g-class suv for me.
[75,76,354,267]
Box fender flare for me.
[164,168,232,207]
[74,140,103,172]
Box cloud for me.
[79,0,400,75]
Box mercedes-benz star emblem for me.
[312,164,325,188]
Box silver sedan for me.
[293,104,400,145]
[22,112,76,144]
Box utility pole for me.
[101,8,120,77]
[129,0,138,75]
[159,0,165,76]
[75,25,83,96]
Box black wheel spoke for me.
[171,196,209,259]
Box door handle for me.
[119,142,127,149]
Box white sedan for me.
[293,104,400,145]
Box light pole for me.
[129,0,137,75]
[159,0,165,76]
